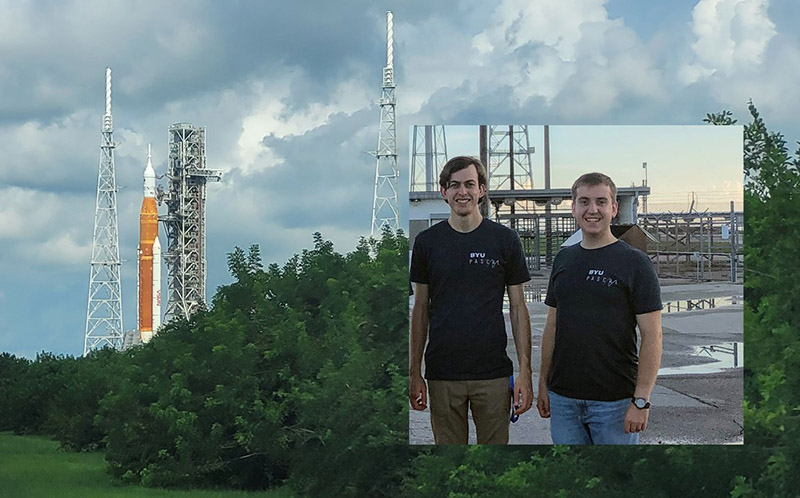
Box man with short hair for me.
[409,156,533,445]
[536,172,663,445]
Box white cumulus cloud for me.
[681,0,776,83]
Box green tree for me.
[0,352,31,430]
[94,230,412,494]
[44,347,121,451]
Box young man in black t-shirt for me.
[409,156,533,444]
[536,172,663,444]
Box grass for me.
[0,432,294,497]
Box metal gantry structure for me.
[161,124,222,323]
[487,125,534,191]
[410,125,447,192]
[84,67,124,355]
[371,10,399,235]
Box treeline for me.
[2,104,800,496]
[1,231,415,496]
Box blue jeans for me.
[548,390,639,445]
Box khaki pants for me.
[428,377,511,444]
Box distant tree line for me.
[1,105,799,495]
[1,230,413,495]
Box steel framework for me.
[84,67,124,355]
[497,212,577,273]
[638,207,743,282]
[371,11,399,235]
[487,125,534,191]
[487,125,536,223]
[410,125,447,192]
[161,124,222,323]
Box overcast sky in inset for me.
[436,125,743,212]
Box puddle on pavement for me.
[659,342,744,376]
[513,288,744,311]
[511,290,743,311]
[662,296,742,314]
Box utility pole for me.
[642,161,648,214]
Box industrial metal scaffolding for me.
[487,125,534,191]
[161,124,221,323]
[484,125,536,223]
[639,205,743,282]
[84,67,124,355]
[410,125,447,192]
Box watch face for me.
[633,398,648,409]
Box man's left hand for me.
[513,372,534,416]
[624,403,649,434]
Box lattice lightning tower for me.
[411,125,447,192]
[161,124,222,323]
[371,11,399,235]
[84,67,124,355]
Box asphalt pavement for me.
[409,281,744,445]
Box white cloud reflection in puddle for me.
[659,342,744,376]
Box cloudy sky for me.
[0,0,795,358]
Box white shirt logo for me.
[469,251,500,268]
[586,269,618,287]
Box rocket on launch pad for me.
[138,145,161,343]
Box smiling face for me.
[572,183,618,238]
[440,164,486,218]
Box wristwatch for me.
[631,397,650,409]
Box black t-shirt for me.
[410,218,530,380]
[544,240,662,401]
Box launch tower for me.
[84,67,124,355]
[410,125,447,192]
[161,124,221,323]
[370,11,399,235]
[487,125,534,191]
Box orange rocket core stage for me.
[138,196,158,333]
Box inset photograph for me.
[408,125,743,445]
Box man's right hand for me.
[409,373,427,410]
[536,383,550,418]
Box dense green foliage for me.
[2,106,799,495]
[399,445,768,498]
[1,230,412,495]
[738,102,800,494]
[0,349,119,450]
